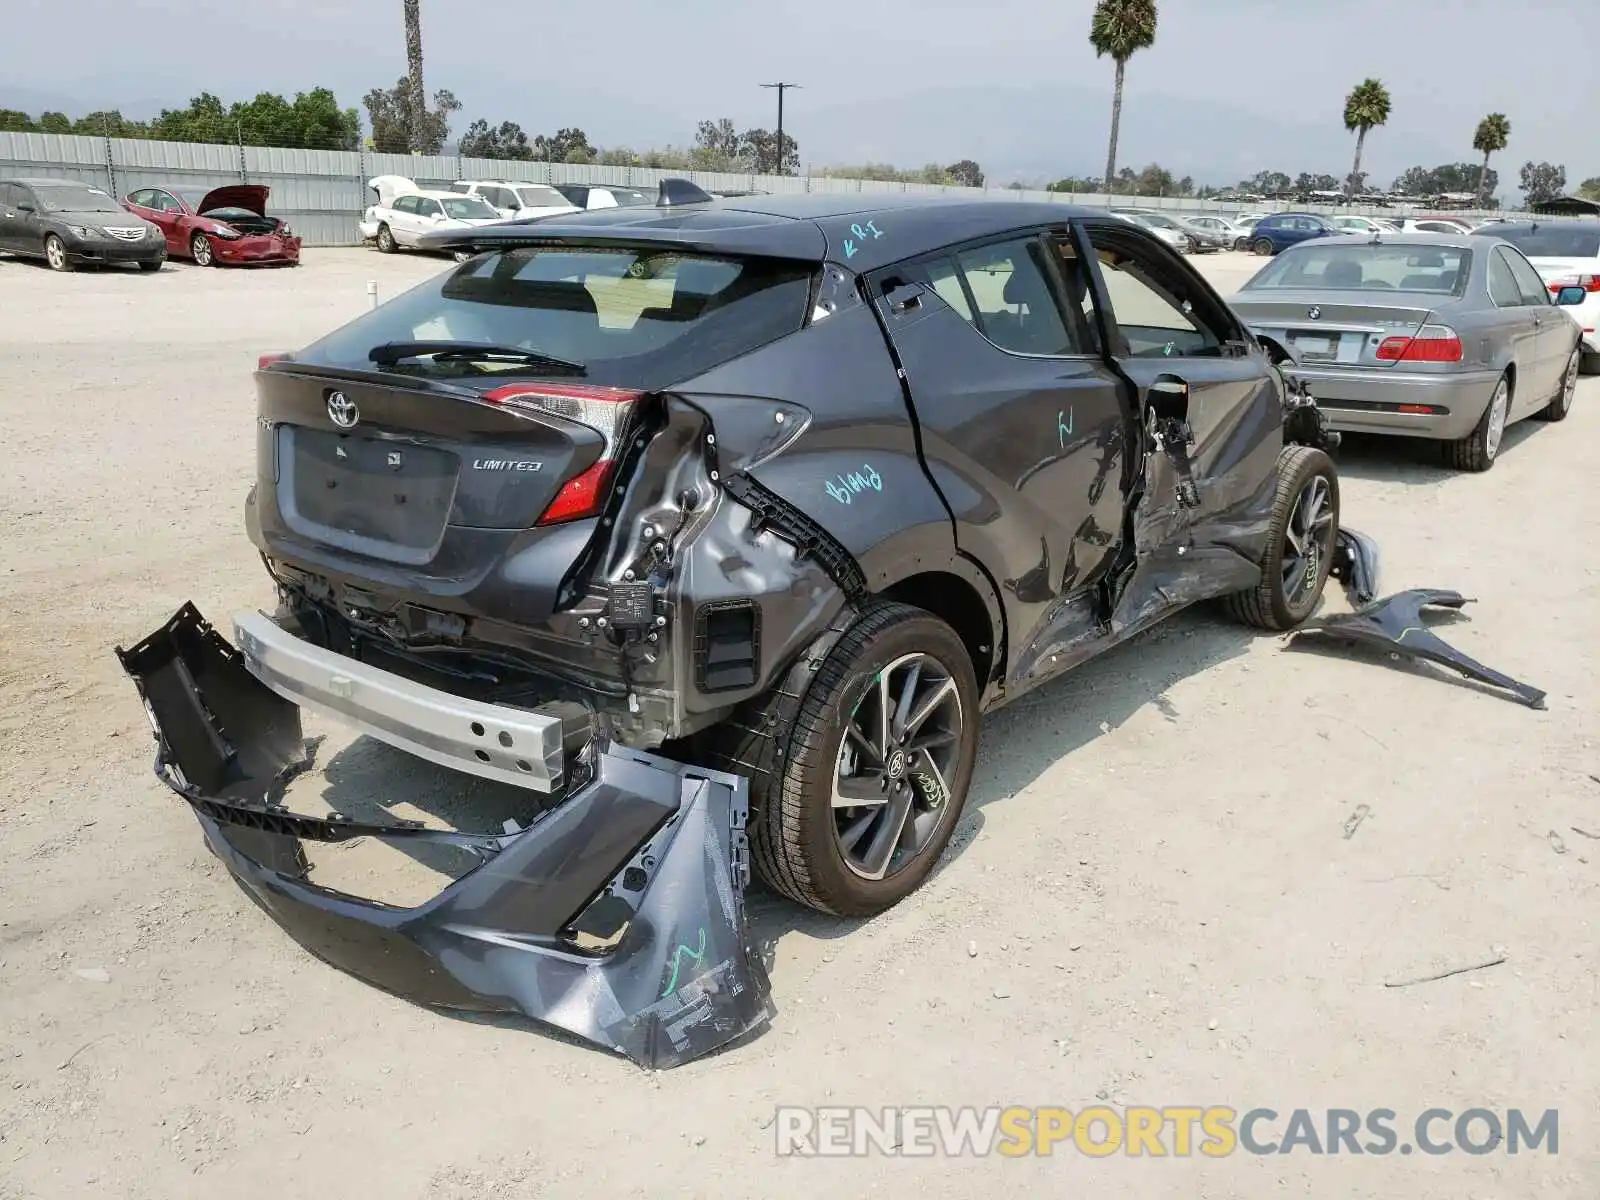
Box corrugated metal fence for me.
[0,130,1511,247]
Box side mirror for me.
[1555,286,1586,306]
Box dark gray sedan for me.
[0,177,165,271]
[1228,232,1584,470]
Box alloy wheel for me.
[45,236,65,270]
[1281,475,1335,607]
[1485,378,1509,458]
[832,653,964,881]
[1561,352,1579,411]
[192,235,212,266]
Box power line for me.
[759,82,800,175]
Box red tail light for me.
[482,383,644,525]
[257,353,288,369]
[1547,274,1600,294]
[1375,325,1462,363]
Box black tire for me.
[43,234,72,272]
[1253,237,1274,256]
[717,602,979,918]
[375,223,397,253]
[137,260,163,273]
[190,233,217,267]
[1537,348,1579,422]
[1222,445,1340,631]
[1442,371,1510,471]
[1233,237,1249,251]
[1581,350,1600,376]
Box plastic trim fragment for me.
[1285,588,1547,709]
[116,603,773,1068]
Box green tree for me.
[1519,161,1566,206]
[1471,113,1509,206]
[692,118,744,170]
[740,127,799,175]
[947,159,984,187]
[364,78,459,153]
[1342,78,1391,197]
[0,110,38,132]
[1578,177,1600,202]
[1133,162,1175,196]
[459,119,533,160]
[532,127,594,163]
[1089,0,1158,196]
[1046,175,1102,193]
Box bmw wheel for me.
[1443,372,1510,471]
[735,602,979,917]
[1223,445,1340,630]
[376,223,397,253]
[44,234,71,272]
[191,233,216,267]
[1536,348,1579,422]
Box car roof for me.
[5,177,107,187]
[445,193,1115,270]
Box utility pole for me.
[760,82,800,176]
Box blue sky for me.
[3,0,1594,191]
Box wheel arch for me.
[878,556,1006,697]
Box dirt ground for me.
[1,246,1596,1199]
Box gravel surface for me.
[1,247,1595,1199]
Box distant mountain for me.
[0,85,165,121]
[793,83,1461,189]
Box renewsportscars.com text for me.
[774,1106,1559,1158]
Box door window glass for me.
[1487,249,1522,306]
[1503,247,1551,306]
[1088,232,1222,358]
[953,238,1077,356]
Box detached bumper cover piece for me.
[1330,527,1380,607]
[1285,588,1546,709]
[116,603,773,1068]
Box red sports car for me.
[122,184,301,267]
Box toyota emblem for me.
[1307,306,1322,320]
[327,391,359,428]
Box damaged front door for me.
[1074,220,1285,628]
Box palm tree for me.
[403,0,426,152]
[1472,112,1510,206]
[1342,79,1391,197]
[1089,0,1158,196]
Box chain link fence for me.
[1,129,1518,248]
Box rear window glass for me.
[514,185,568,207]
[441,196,498,220]
[1244,244,1470,294]
[604,189,652,207]
[1484,225,1600,258]
[294,246,815,389]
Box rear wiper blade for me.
[367,340,586,373]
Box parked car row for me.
[0,175,301,272]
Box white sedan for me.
[358,177,505,258]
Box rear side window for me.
[941,237,1080,357]
[1487,250,1522,306]
[294,246,815,390]
[1487,225,1600,258]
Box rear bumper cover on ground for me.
[116,603,773,1068]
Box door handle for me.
[883,281,924,314]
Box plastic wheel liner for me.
[115,603,773,1069]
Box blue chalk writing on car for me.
[850,221,884,242]
[843,239,858,259]
[658,926,708,999]
[825,464,885,506]
[1058,408,1074,446]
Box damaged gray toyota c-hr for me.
[117,185,1351,1067]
